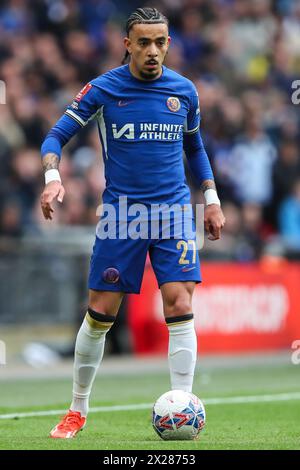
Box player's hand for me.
[40,181,65,220]
[204,204,225,241]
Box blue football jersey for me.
[65,64,200,207]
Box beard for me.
[139,68,161,80]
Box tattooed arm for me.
[183,126,226,240]
[200,179,217,193]
[42,153,60,172]
[40,153,65,220]
[40,81,101,221]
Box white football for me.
[152,389,206,440]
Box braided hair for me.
[122,7,169,65]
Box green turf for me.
[0,362,299,450]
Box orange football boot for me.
[49,410,86,439]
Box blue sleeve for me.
[41,81,102,159]
[183,129,214,185]
[64,82,101,126]
[184,86,200,134]
[41,114,81,159]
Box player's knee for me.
[88,303,118,317]
[88,289,123,316]
[164,296,192,317]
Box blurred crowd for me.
[0,0,300,260]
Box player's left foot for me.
[49,410,86,439]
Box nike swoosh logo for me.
[118,100,134,107]
[181,267,196,272]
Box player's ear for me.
[165,37,171,56]
[124,37,132,54]
[165,36,171,53]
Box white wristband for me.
[45,169,61,185]
[204,189,221,206]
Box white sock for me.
[70,312,113,417]
[167,316,197,393]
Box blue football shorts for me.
[88,216,201,294]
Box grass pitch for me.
[0,359,299,450]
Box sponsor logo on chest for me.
[111,122,183,140]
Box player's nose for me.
[147,43,158,56]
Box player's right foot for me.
[49,410,86,439]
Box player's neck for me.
[128,62,163,81]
